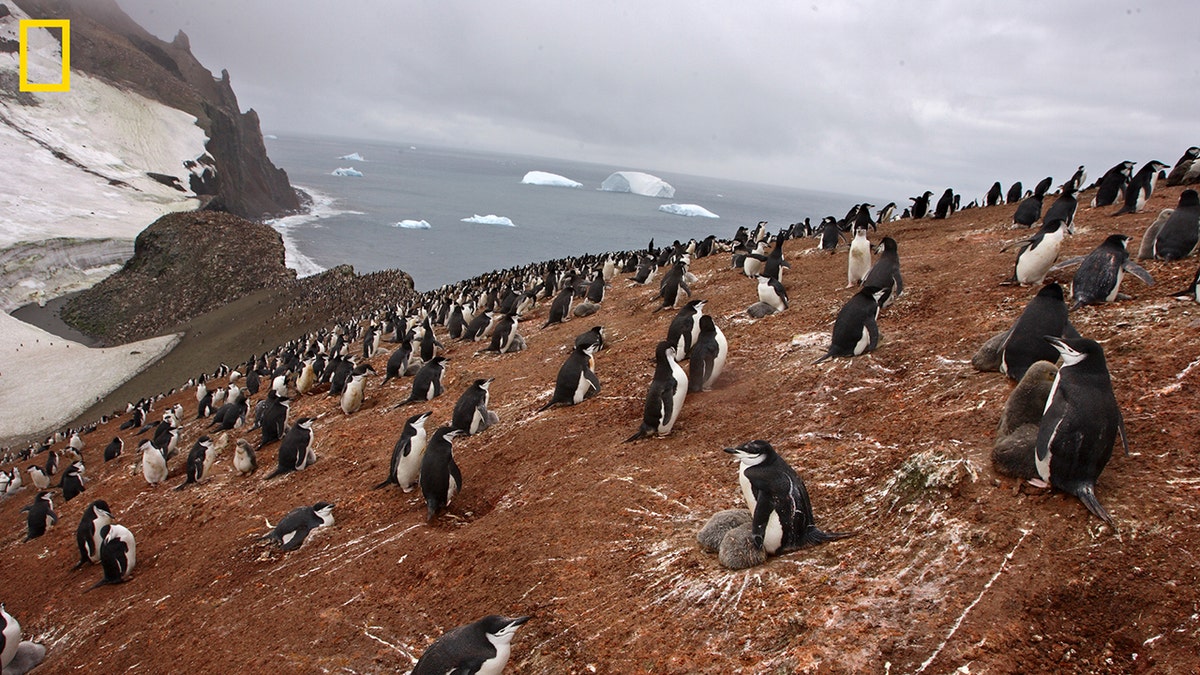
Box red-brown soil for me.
[2,184,1199,674]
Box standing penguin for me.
[258,390,290,449]
[139,439,168,487]
[74,499,113,569]
[688,315,728,393]
[847,227,872,287]
[1091,161,1135,207]
[862,237,903,307]
[21,491,57,541]
[420,427,465,522]
[625,341,688,442]
[480,313,522,354]
[814,286,886,364]
[818,217,843,252]
[174,436,218,490]
[233,439,258,476]
[340,363,375,415]
[1152,189,1200,261]
[543,285,574,328]
[451,378,498,435]
[998,283,1073,381]
[86,524,136,590]
[102,437,123,462]
[1006,181,1024,204]
[374,411,431,492]
[411,614,531,675]
[25,466,49,490]
[910,191,934,219]
[1043,184,1079,231]
[1004,219,1069,286]
[666,300,706,360]
[986,182,1004,207]
[260,502,334,551]
[1114,161,1167,215]
[723,440,851,555]
[1053,234,1154,309]
[59,461,85,502]
[539,342,602,411]
[1034,337,1128,527]
[934,188,956,219]
[402,356,448,405]
[266,417,317,479]
[655,259,692,311]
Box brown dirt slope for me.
[2,184,1198,674]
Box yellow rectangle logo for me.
[19,19,71,92]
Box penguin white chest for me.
[1017,234,1062,284]
[395,433,427,491]
[762,513,784,554]
[854,326,872,355]
[573,371,592,404]
[662,360,688,433]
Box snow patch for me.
[521,171,582,188]
[393,220,431,230]
[600,171,675,198]
[0,311,180,443]
[331,167,364,177]
[659,203,719,218]
[338,153,366,162]
[461,214,515,227]
[0,20,208,247]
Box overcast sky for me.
[117,0,1198,201]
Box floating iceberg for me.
[521,171,582,188]
[332,167,363,177]
[660,203,719,218]
[264,134,278,140]
[338,152,365,161]
[395,219,432,230]
[461,214,515,227]
[600,171,675,198]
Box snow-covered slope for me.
[0,6,208,255]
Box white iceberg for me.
[660,203,720,218]
[332,167,364,177]
[338,152,366,161]
[521,171,582,188]
[600,171,675,198]
[394,219,432,230]
[461,214,515,227]
[264,134,278,140]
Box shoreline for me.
[10,291,101,347]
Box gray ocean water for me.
[264,135,875,291]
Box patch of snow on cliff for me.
[659,204,719,218]
[461,214,515,227]
[331,167,364,177]
[0,7,207,248]
[521,171,582,188]
[600,171,675,198]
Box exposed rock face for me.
[13,0,299,218]
[61,212,294,343]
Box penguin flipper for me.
[1117,411,1131,457]
[1122,261,1155,286]
[866,318,880,353]
[1049,256,1085,272]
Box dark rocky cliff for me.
[13,0,299,218]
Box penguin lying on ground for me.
[1051,234,1154,310]
[411,615,531,675]
[259,502,334,551]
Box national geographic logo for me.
[19,19,71,92]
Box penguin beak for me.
[507,616,531,627]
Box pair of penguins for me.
[66,499,138,591]
[372,375,499,523]
[987,282,1131,527]
[626,301,729,442]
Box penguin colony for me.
[2,148,1200,671]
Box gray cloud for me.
[119,0,1200,201]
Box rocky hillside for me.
[60,211,295,343]
[13,0,298,218]
[1,183,1198,673]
